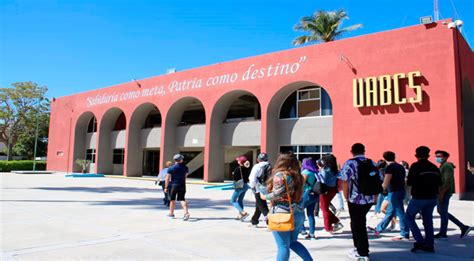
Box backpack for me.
[311,171,328,195]
[257,163,272,184]
[353,158,383,196]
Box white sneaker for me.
[347,249,369,261]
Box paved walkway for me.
[1,173,473,260]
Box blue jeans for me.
[272,210,313,261]
[437,194,467,235]
[376,191,409,238]
[374,193,384,213]
[404,198,437,246]
[336,190,345,210]
[230,184,248,213]
[302,190,319,235]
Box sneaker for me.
[391,235,409,241]
[366,226,376,232]
[304,234,316,240]
[333,223,344,233]
[347,249,369,260]
[183,213,190,221]
[235,214,242,220]
[240,212,249,221]
[461,226,472,238]
[415,213,422,220]
[167,213,175,218]
[411,243,424,253]
[434,233,448,240]
[300,230,308,236]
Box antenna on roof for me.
[434,0,439,21]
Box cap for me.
[235,155,248,164]
[173,154,184,161]
[257,153,268,161]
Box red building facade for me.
[47,21,474,197]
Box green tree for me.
[293,9,362,45]
[0,82,50,160]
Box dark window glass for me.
[86,149,96,163]
[322,145,333,153]
[87,117,97,133]
[279,92,297,119]
[114,113,126,131]
[321,88,333,116]
[300,146,321,153]
[225,95,261,122]
[280,146,297,154]
[298,153,321,162]
[113,149,125,164]
[144,110,162,128]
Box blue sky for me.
[1,0,473,99]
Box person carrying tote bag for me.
[231,156,251,221]
[261,153,313,261]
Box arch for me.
[266,81,334,162]
[163,97,206,178]
[97,107,126,175]
[72,111,97,173]
[126,103,162,177]
[208,90,262,181]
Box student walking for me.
[231,155,251,221]
[404,146,441,253]
[165,154,190,221]
[261,153,313,261]
[248,153,271,227]
[300,158,319,239]
[318,154,343,234]
[156,161,173,207]
[340,143,382,261]
[368,151,410,241]
[434,150,472,239]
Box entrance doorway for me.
[143,149,160,176]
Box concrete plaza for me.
[1,173,473,261]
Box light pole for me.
[32,97,43,173]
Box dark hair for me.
[383,151,396,161]
[351,143,365,155]
[376,159,387,170]
[400,161,409,169]
[301,158,317,172]
[321,154,338,173]
[415,146,430,159]
[435,150,450,158]
[267,153,304,203]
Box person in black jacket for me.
[404,146,441,253]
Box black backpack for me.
[257,163,272,184]
[353,158,383,196]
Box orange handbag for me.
[267,173,295,232]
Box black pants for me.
[251,192,269,225]
[348,202,373,257]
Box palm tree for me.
[292,9,362,45]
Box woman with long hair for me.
[319,154,344,233]
[231,155,251,221]
[261,153,313,261]
[300,158,319,239]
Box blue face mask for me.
[435,157,444,163]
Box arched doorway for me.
[97,108,126,175]
[163,97,206,179]
[72,112,97,173]
[127,103,162,177]
[267,82,333,162]
[209,90,261,181]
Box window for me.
[86,149,96,163]
[144,110,162,128]
[113,149,125,164]
[87,117,97,133]
[114,113,126,131]
[280,87,332,119]
[279,145,332,162]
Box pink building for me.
[47,20,474,198]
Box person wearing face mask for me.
[434,150,472,240]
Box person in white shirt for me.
[156,161,173,206]
[249,153,272,227]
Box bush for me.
[0,160,46,172]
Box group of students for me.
[157,144,472,261]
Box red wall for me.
[47,20,472,194]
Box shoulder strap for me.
[282,172,293,213]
